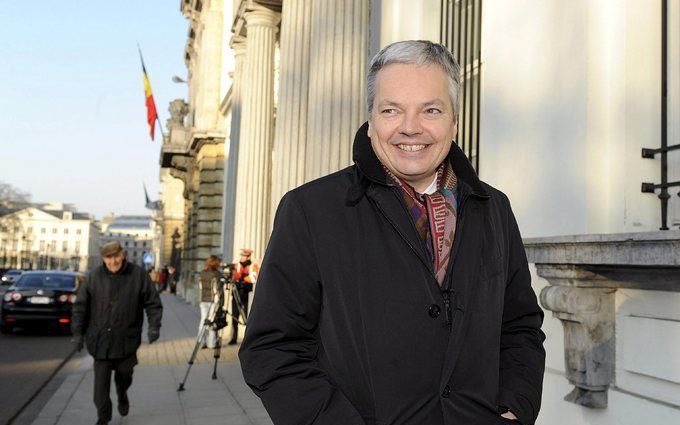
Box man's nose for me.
[398,110,422,136]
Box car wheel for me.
[0,323,12,334]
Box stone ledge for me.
[525,231,680,266]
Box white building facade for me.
[0,204,100,271]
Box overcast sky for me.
[1,1,189,219]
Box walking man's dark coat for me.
[72,260,162,359]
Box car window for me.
[7,271,22,276]
[15,274,76,290]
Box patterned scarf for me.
[384,163,458,285]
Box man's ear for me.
[367,120,372,138]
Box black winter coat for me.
[72,261,162,359]
[240,123,545,425]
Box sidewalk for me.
[30,294,273,425]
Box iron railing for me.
[440,0,482,172]
[642,0,678,230]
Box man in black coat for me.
[240,40,545,425]
[72,241,163,425]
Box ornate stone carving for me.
[167,99,189,129]
[538,273,615,408]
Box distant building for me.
[99,215,156,268]
[0,203,100,271]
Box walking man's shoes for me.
[118,393,130,416]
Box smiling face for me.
[368,63,457,193]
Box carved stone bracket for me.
[537,265,616,408]
[525,231,680,409]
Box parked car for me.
[1,269,23,285]
[1,271,83,334]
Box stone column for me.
[195,143,224,264]
[270,0,313,220]
[305,0,369,181]
[221,37,247,262]
[194,0,224,131]
[233,6,280,261]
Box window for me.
[27,227,33,234]
[75,241,81,254]
[440,0,482,171]
[62,241,68,252]
[52,228,57,234]
[40,240,45,251]
[143,242,147,247]
[64,228,69,235]
[51,241,56,252]
[134,241,137,247]
[41,228,46,234]
[76,229,82,235]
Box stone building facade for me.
[159,0,229,303]
[161,0,680,423]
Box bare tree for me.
[0,182,32,268]
[0,181,31,216]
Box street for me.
[0,288,78,425]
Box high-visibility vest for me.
[234,262,259,284]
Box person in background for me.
[148,266,158,292]
[72,241,162,425]
[198,255,224,349]
[157,266,167,293]
[228,249,258,345]
[167,266,178,295]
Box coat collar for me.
[351,121,489,198]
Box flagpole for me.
[156,114,166,140]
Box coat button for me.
[442,385,451,398]
[428,304,441,318]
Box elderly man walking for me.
[240,40,545,425]
[72,241,163,425]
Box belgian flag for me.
[138,47,159,141]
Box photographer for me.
[198,255,224,349]
[228,249,258,345]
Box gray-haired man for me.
[240,40,545,425]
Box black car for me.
[1,269,23,285]
[1,271,84,334]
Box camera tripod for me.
[224,279,249,328]
[177,300,227,391]
[177,279,248,391]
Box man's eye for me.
[381,108,396,114]
[425,108,442,114]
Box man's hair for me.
[366,40,461,117]
[204,255,221,271]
